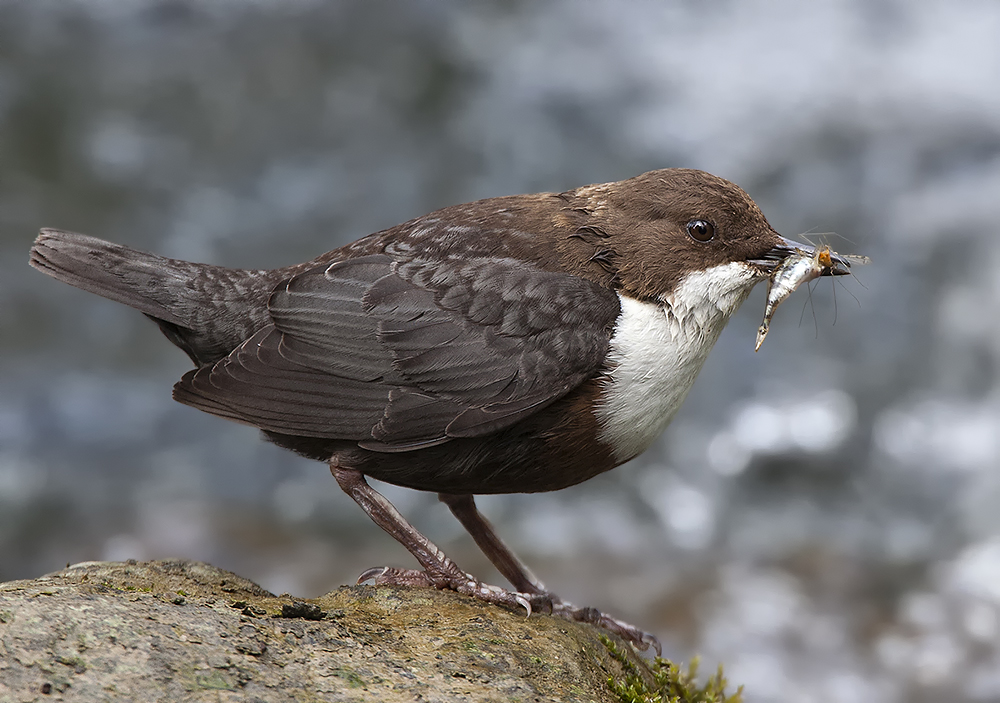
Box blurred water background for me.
[2,1,1000,700]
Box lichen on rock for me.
[0,559,739,702]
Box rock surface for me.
[0,559,657,702]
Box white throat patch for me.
[594,262,761,463]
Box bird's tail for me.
[29,228,207,326]
[29,228,277,365]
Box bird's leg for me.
[330,464,549,614]
[439,492,662,656]
[437,493,546,595]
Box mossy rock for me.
[0,559,740,702]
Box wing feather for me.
[173,234,621,451]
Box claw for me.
[642,632,663,658]
[356,566,389,585]
[515,594,532,617]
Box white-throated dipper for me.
[29,168,850,653]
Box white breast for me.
[594,262,760,463]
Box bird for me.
[29,168,850,654]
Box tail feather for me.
[30,228,278,366]
[30,229,190,326]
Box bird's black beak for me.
[748,235,852,276]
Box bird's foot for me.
[357,566,553,616]
[357,566,660,655]
[550,599,662,656]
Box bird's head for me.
[565,168,851,313]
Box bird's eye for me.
[686,219,715,242]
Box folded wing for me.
[173,248,620,452]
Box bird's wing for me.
[173,251,620,452]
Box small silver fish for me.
[755,245,847,351]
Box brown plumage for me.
[30,168,847,652]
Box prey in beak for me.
[748,235,857,277]
[750,236,869,351]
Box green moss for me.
[332,666,365,688]
[57,655,87,674]
[195,671,235,691]
[601,635,743,703]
